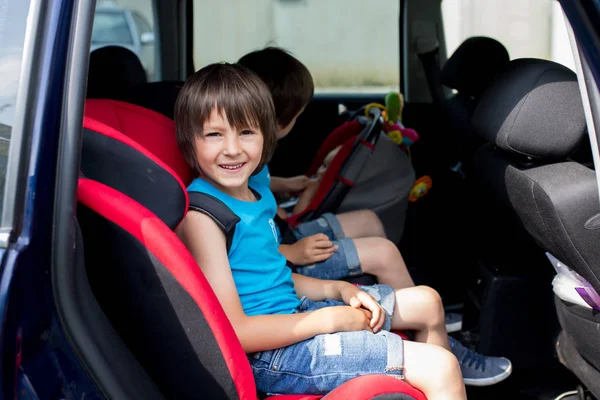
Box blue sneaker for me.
[445,312,463,333]
[448,337,513,386]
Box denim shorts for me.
[248,284,404,395]
[293,213,362,280]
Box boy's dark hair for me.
[238,47,314,128]
[174,63,277,176]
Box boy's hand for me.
[319,306,374,333]
[339,284,386,333]
[284,175,310,193]
[285,234,338,265]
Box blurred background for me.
[104,0,576,91]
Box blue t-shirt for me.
[187,176,300,316]
[250,166,284,243]
[250,165,271,188]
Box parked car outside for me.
[91,4,155,79]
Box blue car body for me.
[0,0,599,399]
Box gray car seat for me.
[337,133,415,244]
[467,58,587,369]
[474,60,598,396]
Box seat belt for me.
[188,192,240,253]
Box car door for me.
[0,1,101,398]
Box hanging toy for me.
[363,94,431,203]
[409,176,433,202]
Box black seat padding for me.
[472,58,600,393]
[440,37,510,99]
[440,37,511,175]
[122,81,183,120]
[87,46,148,99]
[471,58,586,270]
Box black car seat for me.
[417,36,510,175]
[472,60,598,396]
[78,98,427,400]
[87,45,148,99]
[439,37,510,175]
[123,81,184,120]
[467,59,587,369]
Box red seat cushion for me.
[85,99,195,185]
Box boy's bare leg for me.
[353,237,415,289]
[403,341,467,400]
[336,210,386,239]
[390,286,450,350]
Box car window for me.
[92,10,134,45]
[193,0,400,94]
[92,1,159,81]
[442,0,575,70]
[0,0,31,223]
[132,12,151,36]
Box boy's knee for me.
[414,286,445,324]
[371,238,401,268]
[361,238,403,275]
[430,347,463,388]
[405,344,464,397]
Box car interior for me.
[45,0,600,399]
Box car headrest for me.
[440,37,510,98]
[81,115,188,230]
[87,46,148,99]
[471,58,586,161]
[82,100,196,229]
[123,81,184,120]
[85,99,195,185]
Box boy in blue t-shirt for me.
[239,48,513,385]
[239,47,414,290]
[174,63,510,397]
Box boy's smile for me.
[194,108,263,199]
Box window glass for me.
[193,0,400,93]
[132,12,152,36]
[442,0,575,70]
[92,10,134,45]
[0,0,31,220]
[92,0,158,81]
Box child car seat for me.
[79,99,427,399]
[286,108,383,227]
[290,110,415,243]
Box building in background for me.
[95,0,575,92]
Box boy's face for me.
[276,105,306,140]
[194,108,263,196]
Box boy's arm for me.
[291,178,320,215]
[292,273,347,301]
[279,234,338,266]
[176,211,349,353]
[270,175,310,195]
[292,273,386,332]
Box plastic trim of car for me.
[564,8,600,205]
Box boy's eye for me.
[241,129,255,135]
[205,132,221,137]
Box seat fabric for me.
[470,58,600,393]
[79,100,426,400]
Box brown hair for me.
[174,63,277,176]
[238,47,314,128]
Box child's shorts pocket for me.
[248,347,285,371]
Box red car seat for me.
[78,99,426,399]
[286,111,382,228]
